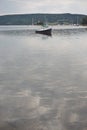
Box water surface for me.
[0,25,87,130]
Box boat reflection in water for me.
[35,28,52,36]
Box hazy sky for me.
[0,0,87,15]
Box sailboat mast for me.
[32,18,33,25]
[77,16,79,25]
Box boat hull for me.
[35,28,52,36]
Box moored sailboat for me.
[35,16,52,36]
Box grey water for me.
[0,25,87,130]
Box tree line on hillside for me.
[81,16,87,25]
[0,13,87,25]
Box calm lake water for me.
[0,25,87,130]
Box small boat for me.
[35,16,52,36]
[35,28,52,36]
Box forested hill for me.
[0,13,86,25]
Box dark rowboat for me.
[35,28,52,36]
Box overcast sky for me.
[0,0,87,15]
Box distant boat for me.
[35,27,52,36]
[35,16,52,36]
